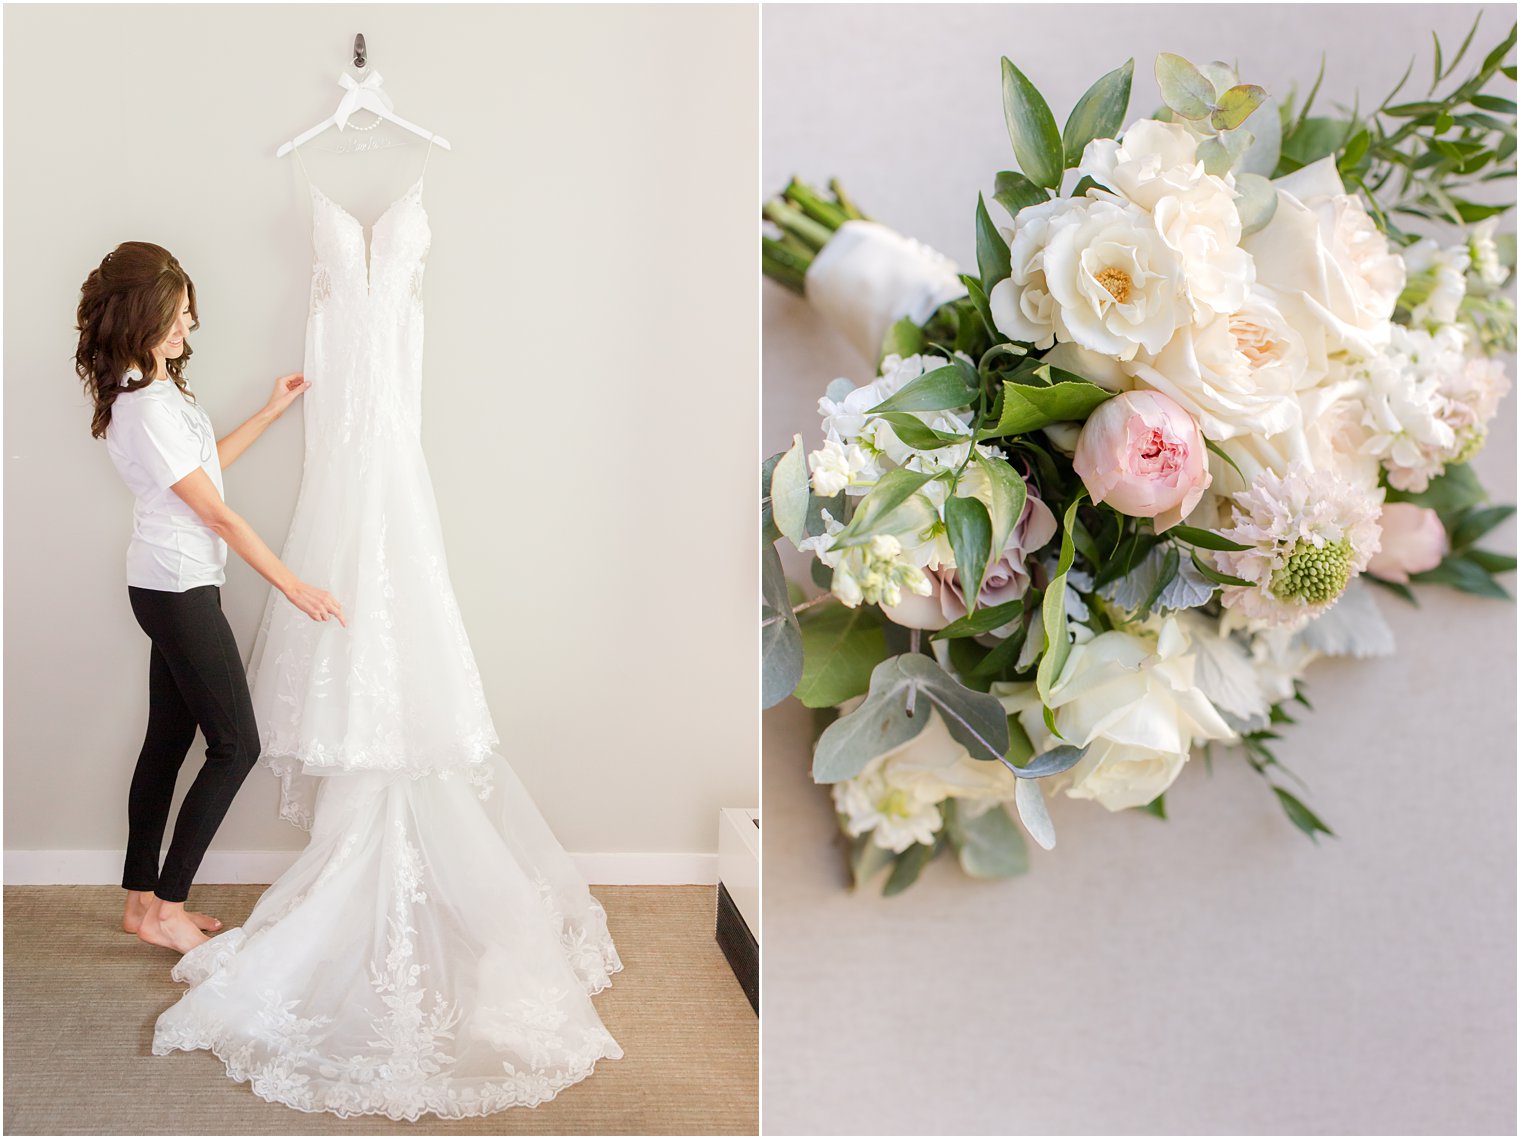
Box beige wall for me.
[4,4,758,858]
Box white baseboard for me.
[3,850,718,887]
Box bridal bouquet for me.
[762,20,1517,893]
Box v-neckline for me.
[308,176,426,293]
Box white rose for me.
[988,197,1087,349]
[1240,155,1405,367]
[1075,118,1215,212]
[992,617,1236,812]
[1152,178,1256,322]
[1032,197,1187,360]
[1125,283,1308,440]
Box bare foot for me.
[122,890,222,934]
[136,899,210,953]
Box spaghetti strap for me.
[418,132,437,196]
[291,140,311,186]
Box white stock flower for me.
[1400,236,1471,329]
[799,511,937,609]
[1354,324,1462,492]
[818,353,974,467]
[1469,216,1507,288]
[1125,284,1308,439]
[831,702,1020,852]
[1215,466,1384,629]
[807,436,880,497]
[992,616,1236,812]
[1440,342,1512,465]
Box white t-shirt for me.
[104,367,229,591]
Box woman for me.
[75,241,345,955]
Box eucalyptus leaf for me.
[1062,58,1134,169]
[812,653,1011,783]
[1014,777,1056,851]
[952,803,1029,878]
[1001,743,1086,779]
[761,543,804,708]
[770,434,810,547]
[849,833,895,891]
[1156,52,1216,120]
[882,838,940,895]
[1001,56,1065,189]
[1210,83,1267,131]
[795,601,890,709]
[760,452,783,545]
[1233,171,1279,236]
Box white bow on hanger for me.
[274,68,451,156]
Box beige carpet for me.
[3,885,756,1136]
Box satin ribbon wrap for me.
[802,220,968,366]
[334,71,395,130]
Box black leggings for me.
[123,583,260,903]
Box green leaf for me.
[831,467,940,546]
[761,543,804,708]
[1450,504,1515,550]
[873,412,970,451]
[812,653,1011,782]
[1001,56,1065,189]
[971,450,1029,570]
[992,379,1114,436]
[848,833,895,891]
[769,434,810,546]
[882,838,941,896]
[1138,792,1168,819]
[947,802,1029,878]
[1272,786,1335,842]
[1210,83,1267,131]
[1062,58,1134,169]
[1409,555,1512,599]
[975,193,1012,292]
[867,361,978,414]
[880,317,925,362]
[946,495,994,614]
[1156,52,1216,120]
[1169,525,1253,552]
[931,598,1024,640]
[1189,548,1251,588]
[1036,495,1085,709]
[794,601,889,709]
[992,170,1049,218]
[1384,463,1486,516]
[1467,548,1517,574]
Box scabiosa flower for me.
[1214,466,1384,629]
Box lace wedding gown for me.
[151,138,624,1119]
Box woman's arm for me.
[169,467,345,626]
[216,405,279,470]
[217,372,310,470]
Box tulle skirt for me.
[152,753,624,1120]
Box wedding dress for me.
[151,137,624,1119]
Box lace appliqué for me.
[310,261,334,317]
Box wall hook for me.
[353,33,367,69]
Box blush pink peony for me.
[1072,389,1212,532]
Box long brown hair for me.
[74,241,200,439]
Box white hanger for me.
[274,40,451,157]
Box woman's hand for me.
[282,579,347,627]
[265,372,311,420]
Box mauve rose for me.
[1367,502,1447,583]
[881,493,1058,628]
[1073,389,1212,532]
